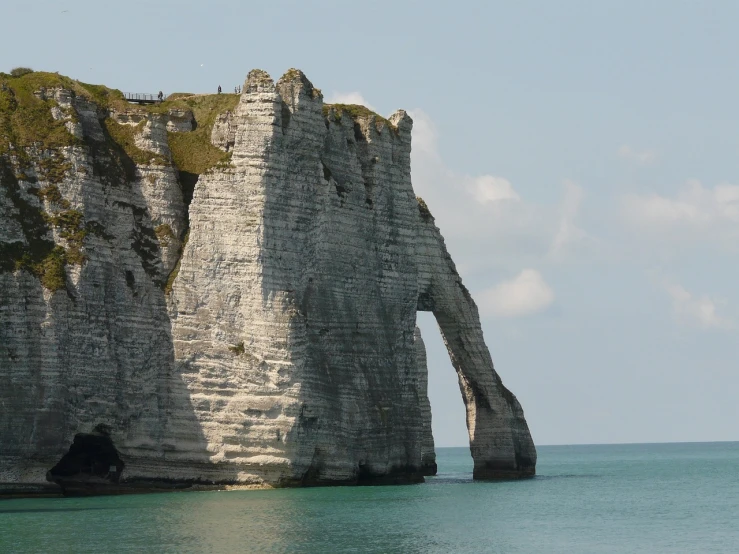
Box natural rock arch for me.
[0,67,535,493]
[414,206,536,479]
[167,67,536,484]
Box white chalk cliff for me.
[0,69,535,494]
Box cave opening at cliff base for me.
[46,424,125,493]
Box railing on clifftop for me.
[123,92,167,104]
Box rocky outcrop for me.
[166,109,194,133]
[210,110,235,152]
[0,69,535,494]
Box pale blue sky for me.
[3,0,738,446]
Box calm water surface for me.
[1,442,738,553]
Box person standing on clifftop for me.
[218,85,222,94]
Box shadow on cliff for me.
[255,72,425,487]
[41,115,211,493]
[0,158,70,481]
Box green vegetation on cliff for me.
[0,70,135,157]
[75,81,131,111]
[0,70,236,172]
[103,118,168,166]
[0,71,239,291]
[0,72,80,155]
[149,93,239,175]
[416,196,434,222]
[9,67,34,78]
[0,71,129,290]
[48,209,88,265]
[323,103,398,134]
[0,158,88,292]
[228,341,246,355]
[154,223,174,246]
[163,229,189,295]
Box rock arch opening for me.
[415,311,470,475]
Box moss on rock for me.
[416,196,434,222]
[147,93,238,175]
[228,341,246,355]
[0,71,252,294]
[323,104,398,134]
[163,229,189,294]
[0,154,90,290]
[154,223,174,247]
[103,119,168,166]
[0,72,81,156]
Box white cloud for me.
[407,108,596,274]
[624,193,701,224]
[663,281,734,330]
[407,108,438,158]
[324,91,376,112]
[621,181,739,255]
[408,108,525,217]
[548,180,592,260]
[623,180,739,227]
[468,175,520,203]
[618,144,658,165]
[478,270,555,318]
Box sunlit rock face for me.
[0,68,535,494]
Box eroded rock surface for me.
[0,83,189,488]
[0,68,535,494]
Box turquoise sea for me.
[1,443,738,553]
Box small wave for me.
[425,473,601,484]
[533,473,600,480]
[425,476,474,485]
[0,506,119,514]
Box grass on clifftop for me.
[147,94,239,175]
[0,71,134,157]
[1,70,239,175]
[165,92,195,101]
[323,103,397,134]
[0,72,80,156]
[0,71,238,294]
[1,71,238,293]
[74,81,131,111]
[0,71,148,291]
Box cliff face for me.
[0,69,535,493]
[0,76,198,490]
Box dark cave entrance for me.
[46,424,125,492]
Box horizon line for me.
[435,439,739,449]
